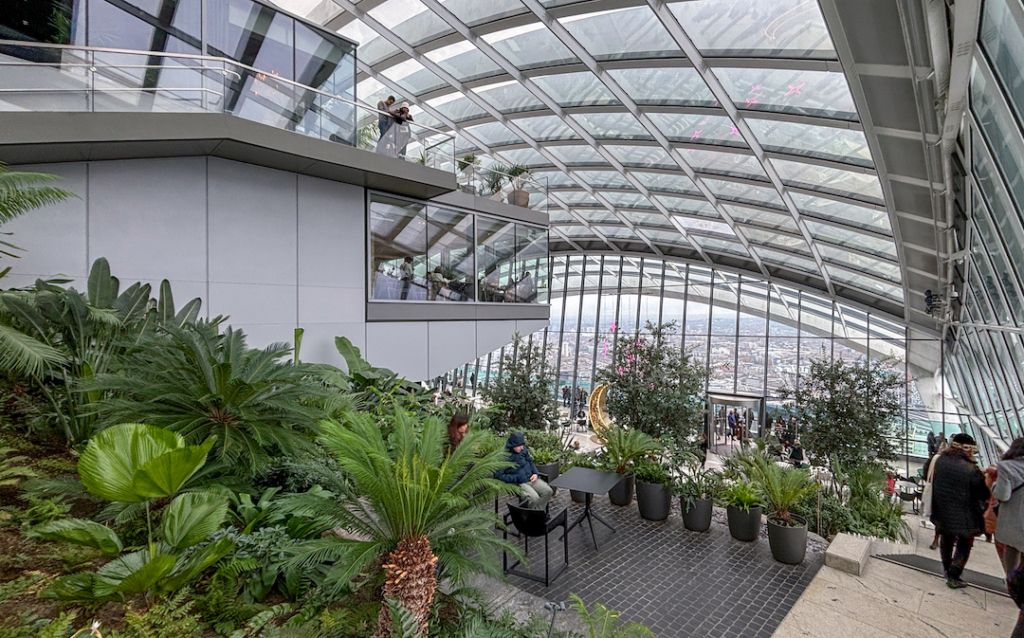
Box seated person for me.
[495,432,552,510]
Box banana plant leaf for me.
[87,257,119,309]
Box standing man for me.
[399,256,414,300]
[930,433,991,589]
[727,409,738,440]
[377,95,396,138]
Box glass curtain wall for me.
[456,255,966,469]
[943,0,1024,458]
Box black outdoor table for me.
[549,467,624,550]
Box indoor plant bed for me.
[599,426,660,507]
[634,458,672,521]
[721,480,762,542]
[674,452,720,532]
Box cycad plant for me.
[569,593,653,638]
[90,322,323,476]
[598,426,660,475]
[0,165,75,279]
[33,423,231,606]
[756,463,818,527]
[283,409,520,638]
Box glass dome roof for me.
[281,0,904,310]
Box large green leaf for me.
[87,258,118,308]
[335,336,370,374]
[79,423,184,502]
[132,436,215,499]
[96,549,176,595]
[113,282,152,324]
[42,572,118,603]
[33,519,123,556]
[171,298,202,327]
[158,280,175,322]
[160,490,228,550]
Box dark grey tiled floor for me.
[500,490,823,638]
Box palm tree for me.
[283,409,520,638]
[90,322,324,475]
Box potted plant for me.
[599,426,660,506]
[757,463,818,564]
[633,458,672,521]
[720,480,762,542]
[673,452,720,532]
[457,154,479,194]
[484,163,533,207]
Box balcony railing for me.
[0,42,455,172]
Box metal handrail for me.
[0,40,455,141]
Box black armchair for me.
[503,502,569,587]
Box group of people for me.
[562,385,589,411]
[446,415,552,511]
[375,95,414,157]
[925,432,1024,636]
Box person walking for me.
[993,437,1024,578]
[929,433,991,589]
[494,432,552,510]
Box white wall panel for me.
[89,158,207,282]
[298,285,362,324]
[516,319,549,337]
[365,321,429,380]
[427,321,477,377]
[299,322,364,370]
[476,320,517,357]
[208,282,296,325]
[297,175,364,289]
[208,158,297,286]
[2,163,87,279]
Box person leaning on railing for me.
[377,95,396,138]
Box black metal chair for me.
[502,503,569,587]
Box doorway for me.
[707,393,764,458]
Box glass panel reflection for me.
[426,207,474,301]
[370,196,428,300]
[477,217,517,302]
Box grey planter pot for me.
[635,481,671,521]
[726,505,762,542]
[681,497,713,532]
[570,489,586,503]
[608,473,634,506]
[507,189,530,207]
[767,514,808,564]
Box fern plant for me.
[112,590,203,638]
[0,447,36,487]
[569,594,652,638]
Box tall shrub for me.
[780,356,904,471]
[479,331,556,431]
[594,321,707,442]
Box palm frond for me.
[0,323,66,376]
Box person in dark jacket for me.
[930,433,991,589]
[494,432,552,510]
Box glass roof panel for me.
[461,121,522,147]
[749,119,872,167]
[606,145,676,169]
[692,236,751,257]
[532,72,620,107]
[546,145,608,166]
[535,171,580,188]
[575,171,633,189]
[339,19,399,66]
[367,0,451,46]
[625,210,675,229]
[804,220,898,259]
[425,93,487,122]
[789,192,892,233]
[483,23,578,69]
[773,160,884,203]
[601,191,656,209]
[828,267,903,300]
[439,0,526,26]
[667,0,835,59]
[572,113,653,140]
[594,225,640,240]
[381,59,447,95]
[549,208,576,223]
[722,205,799,231]
[682,149,768,179]
[756,247,820,274]
[494,147,551,167]
[607,68,716,106]
[424,42,502,82]
[740,227,811,255]
[560,7,682,61]
[703,179,785,208]
[716,68,858,120]
[574,209,620,223]
[647,113,746,147]
[555,224,600,238]
[633,172,700,195]
[817,245,902,282]
[513,115,580,141]
[643,229,688,244]
[474,81,546,114]
[674,217,736,238]
[556,191,601,206]
[659,196,720,217]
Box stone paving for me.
[499,489,824,638]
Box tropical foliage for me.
[595,321,707,442]
[598,426,660,475]
[0,165,75,279]
[478,332,556,431]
